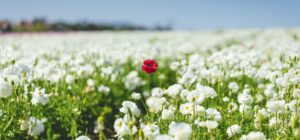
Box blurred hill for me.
[0,18,172,33]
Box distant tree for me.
[1,18,172,32]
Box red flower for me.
[142,59,158,74]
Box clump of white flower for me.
[226,124,241,137]
[119,101,141,117]
[97,84,110,95]
[239,104,253,115]
[124,71,144,90]
[131,92,141,100]
[187,90,205,104]
[114,118,137,137]
[65,74,75,84]
[76,135,91,140]
[264,84,276,98]
[170,61,181,71]
[31,88,50,105]
[266,100,286,114]
[21,117,46,136]
[151,87,164,97]
[240,131,266,140]
[141,123,160,139]
[228,82,239,92]
[238,92,253,105]
[228,102,238,113]
[146,97,166,113]
[161,108,175,120]
[196,84,217,99]
[168,122,192,140]
[206,108,222,121]
[155,134,174,140]
[87,79,95,87]
[204,120,219,131]
[223,96,230,102]
[0,79,12,98]
[167,84,183,98]
[268,117,282,128]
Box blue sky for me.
[0,0,299,30]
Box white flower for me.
[257,108,268,118]
[223,96,230,102]
[170,61,180,71]
[196,84,217,99]
[146,97,166,113]
[195,105,206,115]
[179,102,194,115]
[155,134,174,140]
[206,108,222,121]
[264,84,276,97]
[287,100,300,113]
[167,84,183,97]
[239,104,252,115]
[179,102,205,115]
[162,108,175,120]
[114,118,124,132]
[141,123,160,139]
[0,80,11,98]
[87,79,95,87]
[255,94,264,103]
[114,118,137,137]
[119,101,141,117]
[240,131,266,140]
[238,92,253,105]
[28,117,45,136]
[115,118,137,137]
[266,100,286,114]
[268,117,282,128]
[205,120,218,130]
[168,122,192,140]
[131,92,141,100]
[292,89,300,98]
[228,102,238,113]
[65,74,75,84]
[179,89,189,101]
[178,72,197,86]
[226,124,241,137]
[187,90,205,104]
[228,82,239,92]
[143,91,150,98]
[124,71,144,90]
[97,85,110,95]
[152,87,164,97]
[31,88,49,105]
[194,120,206,127]
[76,135,91,140]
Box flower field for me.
[0,29,300,140]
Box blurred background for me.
[0,0,300,32]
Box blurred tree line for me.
[0,18,171,33]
